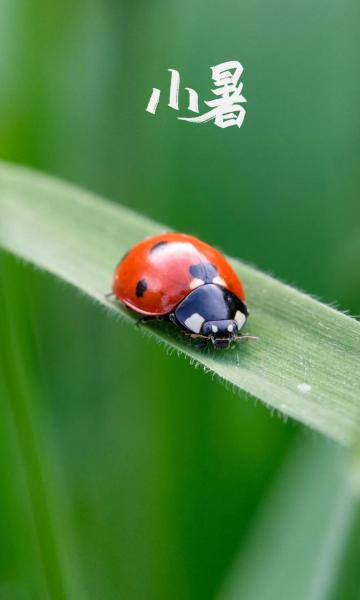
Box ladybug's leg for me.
[195,339,210,350]
[169,315,210,349]
[189,333,211,350]
[136,315,164,327]
[105,292,116,300]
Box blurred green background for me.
[0,1,359,599]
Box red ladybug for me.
[111,233,255,348]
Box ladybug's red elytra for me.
[111,233,256,348]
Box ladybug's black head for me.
[173,283,248,349]
[201,319,238,348]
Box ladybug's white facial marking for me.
[189,273,226,290]
[190,277,204,290]
[211,325,218,333]
[227,323,234,332]
[184,312,205,333]
[235,310,246,330]
[213,276,226,287]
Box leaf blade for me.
[218,437,356,600]
[0,161,359,445]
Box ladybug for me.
[111,233,255,348]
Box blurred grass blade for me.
[0,161,359,446]
[0,254,83,599]
[218,438,357,600]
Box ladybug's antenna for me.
[190,333,208,340]
[235,334,259,342]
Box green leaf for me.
[0,256,84,600]
[218,437,357,600]
[0,161,359,446]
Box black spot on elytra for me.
[136,279,148,297]
[189,263,218,283]
[150,240,169,254]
